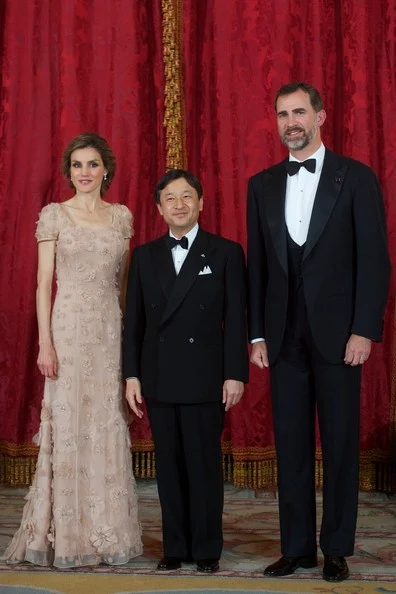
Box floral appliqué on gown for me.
[3,203,143,567]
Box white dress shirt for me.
[285,143,325,245]
[251,144,325,343]
[169,223,199,274]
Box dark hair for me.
[62,133,116,196]
[275,82,324,113]
[154,169,203,204]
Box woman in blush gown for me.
[3,133,143,568]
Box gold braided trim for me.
[0,440,39,456]
[222,442,396,464]
[162,0,187,169]
[1,448,395,492]
[225,458,395,492]
[131,440,155,452]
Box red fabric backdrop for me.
[0,0,165,449]
[0,0,395,487]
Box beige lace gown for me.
[3,202,143,567]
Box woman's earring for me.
[104,173,108,181]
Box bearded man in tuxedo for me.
[123,169,249,573]
[247,82,390,582]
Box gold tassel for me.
[1,444,395,492]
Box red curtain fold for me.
[183,0,396,460]
[0,0,165,448]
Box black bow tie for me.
[285,158,316,176]
[168,236,189,250]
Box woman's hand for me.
[37,343,58,379]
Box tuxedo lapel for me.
[160,229,214,326]
[264,162,288,276]
[150,235,177,301]
[303,150,348,261]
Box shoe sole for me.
[264,561,318,577]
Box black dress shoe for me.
[197,559,220,573]
[264,555,318,577]
[157,557,182,571]
[323,556,349,582]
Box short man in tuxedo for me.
[123,169,249,573]
[247,82,390,582]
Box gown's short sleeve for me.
[116,205,134,239]
[35,203,60,242]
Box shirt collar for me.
[289,143,325,173]
[169,223,199,247]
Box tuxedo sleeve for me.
[223,242,249,383]
[247,177,268,341]
[122,247,146,379]
[351,166,390,340]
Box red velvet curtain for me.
[0,0,165,455]
[1,0,395,490]
[183,0,396,482]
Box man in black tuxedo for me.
[123,169,249,573]
[247,82,390,582]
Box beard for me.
[281,123,317,151]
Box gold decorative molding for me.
[1,441,395,492]
[162,0,187,169]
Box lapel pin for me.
[201,254,206,258]
[335,177,341,183]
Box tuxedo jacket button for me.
[199,304,205,309]
[159,336,165,342]
[151,303,157,308]
[189,338,194,343]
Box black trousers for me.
[146,400,225,561]
[270,311,361,558]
